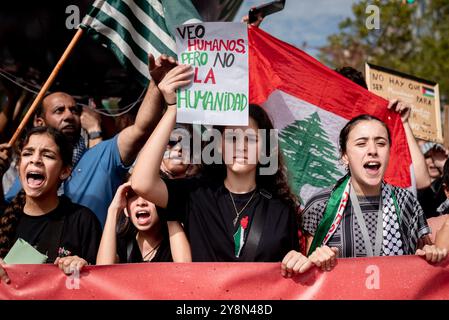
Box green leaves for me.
[319,0,449,103]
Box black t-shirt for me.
[116,234,172,263]
[13,196,102,264]
[417,178,446,218]
[162,177,299,262]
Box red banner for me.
[1,256,448,300]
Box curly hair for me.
[0,191,26,257]
[203,104,302,227]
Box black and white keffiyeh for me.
[303,180,430,257]
[72,137,87,167]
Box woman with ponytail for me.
[303,114,447,271]
[0,127,101,284]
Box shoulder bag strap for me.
[239,189,271,262]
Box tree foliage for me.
[319,0,449,103]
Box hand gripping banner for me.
[1,256,448,300]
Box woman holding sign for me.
[0,127,101,284]
[131,64,314,277]
[302,114,447,271]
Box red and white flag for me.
[248,26,412,205]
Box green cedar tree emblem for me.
[279,112,342,202]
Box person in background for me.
[80,98,103,149]
[417,141,448,218]
[0,143,11,202]
[160,123,200,180]
[428,158,449,251]
[423,142,449,176]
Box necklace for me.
[142,242,161,262]
[229,190,256,226]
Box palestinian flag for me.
[248,26,412,205]
[422,86,435,98]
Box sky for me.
[233,0,358,58]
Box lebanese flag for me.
[248,26,411,204]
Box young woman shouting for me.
[303,115,447,270]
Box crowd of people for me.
[0,51,448,286]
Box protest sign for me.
[444,105,449,149]
[175,22,249,125]
[366,63,442,143]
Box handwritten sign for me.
[175,22,249,125]
[365,63,442,143]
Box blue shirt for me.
[5,135,129,227]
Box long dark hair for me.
[0,126,72,257]
[203,104,300,223]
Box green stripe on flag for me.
[84,16,149,76]
[308,176,349,256]
[81,0,202,87]
[162,0,202,36]
[233,226,245,258]
[121,0,176,55]
[85,27,149,86]
[90,0,176,57]
[93,11,149,64]
[133,0,171,35]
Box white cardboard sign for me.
[175,22,249,126]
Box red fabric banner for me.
[1,256,448,300]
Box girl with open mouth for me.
[0,127,102,284]
[96,178,191,264]
[303,114,448,271]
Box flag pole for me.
[8,27,84,146]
